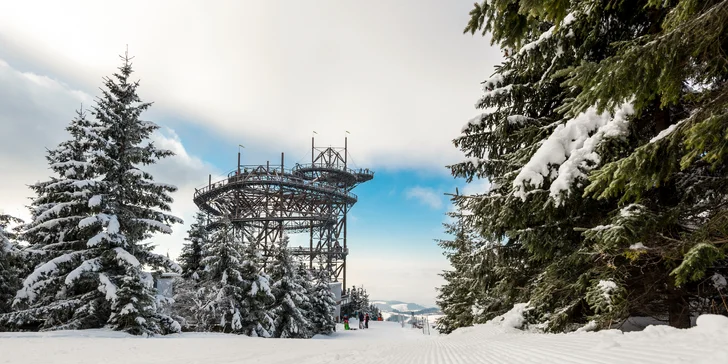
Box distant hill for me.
[371,300,440,315]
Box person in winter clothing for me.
[343,315,350,330]
[365,313,370,329]
[358,312,364,329]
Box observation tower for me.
[192,137,373,288]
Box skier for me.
[358,312,364,329]
[365,313,370,329]
[343,315,350,330]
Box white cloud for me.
[0,0,501,172]
[405,186,444,209]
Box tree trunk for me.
[667,280,691,328]
[654,102,669,134]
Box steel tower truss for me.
[192,138,373,287]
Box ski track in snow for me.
[1,319,726,364]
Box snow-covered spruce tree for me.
[453,1,680,331]
[452,1,615,332]
[436,212,476,334]
[9,53,183,335]
[21,108,99,252]
[2,108,109,331]
[307,267,336,335]
[197,222,275,336]
[341,285,360,317]
[169,274,200,331]
[196,222,241,332]
[439,200,526,333]
[179,211,208,279]
[566,0,728,326]
[359,288,370,313]
[84,51,183,336]
[455,0,728,330]
[237,234,276,337]
[172,212,209,330]
[268,236,312,338]
[295,263,314,331]
[527,0,728,327]
[0,214,23,317]
[368,304,380,319]
[196,221,245,332]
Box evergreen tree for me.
[341,286,360,318]
[237,235,276,337]
[448,0,728,332]
[22,107,99,252]
[564,0,728,328]
[437,203,518,333]
[307,268,337,335]
[368,304,380,319]
[295,264,314,331]
[87,51,183,336]
[196,222,246,333]
[179,211,208,279]
[173,212,209,331]
[436,213,476,334]
[197,222,275,336]
[450,1,590,332]
[359,288,370,314]
[268,236,312,338]
[7,53,183,335]
[2,108,107,331]
[0,214,22,317]
[170,275,205,331]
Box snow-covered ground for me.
[1,315,727,363]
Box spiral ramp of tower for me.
[192,138,372,288]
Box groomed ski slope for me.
[1,315,726,363]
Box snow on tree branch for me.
[86,214,122,247]
[513,101,634,202]
[649,118,687,143]
[64,258,101,285]
[16,252,83,303]
[113,247,141,268]
[98,273,118,301]
[517,13,576,56]
[132,218,173,234]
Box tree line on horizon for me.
[0,52,339,338]
[437,0,728,334]
[339,285,381,319]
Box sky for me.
[0,0,501,307]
